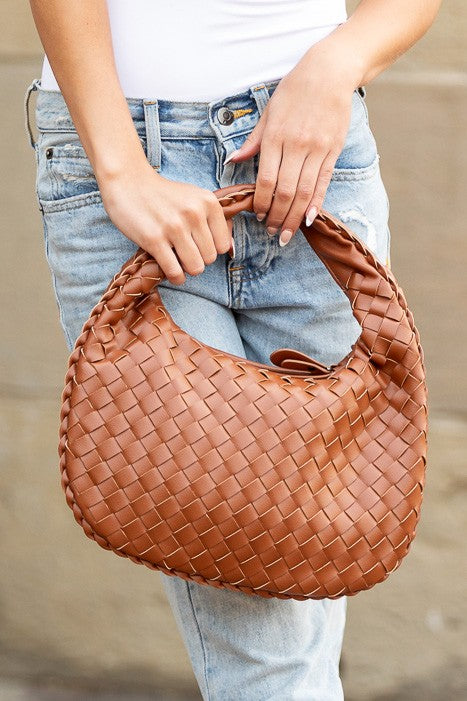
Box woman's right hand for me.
[28,1,232,286]
[97,155,234,286]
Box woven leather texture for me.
[58,184,428,600]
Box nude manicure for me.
[305,206,317,227]
[224,150,239,165]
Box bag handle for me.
[75,183,424,380]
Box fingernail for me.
[279,229,293,247]
[305,206,317,227]
[223,149,240,165]
[267,226,278,236]
[256,212,266,222]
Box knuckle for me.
[178,202,192,217]
[180,201,204,222]
[296,183,314,199]
[205,251,217,265]
[253,203,268,217]
[165,215,184,234]
[168,223,188,241]
[257,173,275,189]
[166,268,181,278]
[264,129,282,147]
[311,136,332,152]
[189,263,205,276]
[275,185,294,201]
[289,133,308,149]
[203,189,218,202]
[165,266,184,280]
[189,204,206,222]
[140,230,163,251]
[169,277,186,287]
[217,239,230,254]
[205,191,220,208]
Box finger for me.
[191,218,219,265]
[305,151,339,224]
[225,218,234,257]
[253,127,283,222]
[225,103,269,164]
[277,152,323,243]
[169,231,206,277]
[263,140,309,235]
[149,240,187,285]
[206,200,232,254]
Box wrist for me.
[299,30,367,92]
[93,139,150,184]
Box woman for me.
[24,1,441,698]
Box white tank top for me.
[39,0,347,101]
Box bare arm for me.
[316,0,444,86]
[229,0,443,245]
[29,0,144,179]
[29,0,232,284]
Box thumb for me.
[224,113,267,165]
[226,218,236,258]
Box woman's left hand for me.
[225,47,359,246]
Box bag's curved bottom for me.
[61,474,403,601]
[57,187,427,603]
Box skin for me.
[229,0,444,245]
[29,0,443,283]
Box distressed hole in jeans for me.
[338,207,378,257]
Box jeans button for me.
[217,107,234,125]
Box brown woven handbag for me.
[58,183,428,601]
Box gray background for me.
[1,1,466,699]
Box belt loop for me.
[143,99,161,172]
[24,78,40,150]
[249,82,271,117]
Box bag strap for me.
[73,183,425,383]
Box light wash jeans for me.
[24,75,391,700]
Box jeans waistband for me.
[24,76,282,151]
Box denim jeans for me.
[24,75,391,700]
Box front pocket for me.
[331,154,380,182]
[36,131,147,211]
[36,132,99,207]
[45,142,101,204]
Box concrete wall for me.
[1,2,466,699]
